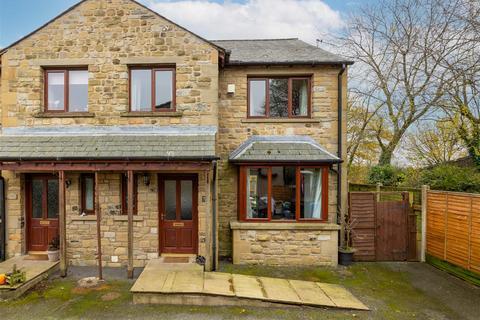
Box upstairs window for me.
[45,69,88,112]
[129,67,175,112]
[248,77,311,118]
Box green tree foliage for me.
[420,165,480,193]
[367,165,405,186]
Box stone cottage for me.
[0,0,351,276]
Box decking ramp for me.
[131,259,368,310]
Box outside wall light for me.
[143,173,150,186]
[65,179,72,189]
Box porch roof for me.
[0,125,217,161]
[229,136,341,164]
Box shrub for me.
[367,165,405,186]
[420,165,480,193]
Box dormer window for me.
[248,77,311,118]
[129,67,176,112]
[45,69,88,112]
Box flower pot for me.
[47,249,60,262]
[338,249,355,266]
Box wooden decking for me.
[131,259,369,310]
[0,256,59,300]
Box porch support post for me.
[59,171,67,277]
[95,172,103,280]
[127,170,134,279]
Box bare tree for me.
[405,120,467,167]
[338,0,468,165]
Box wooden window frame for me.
[247,76,312,119]
[121,173,138,215]
[44,68,88,113]
[128,66,176,112]
[80,173,95,215]
[239,165,328,222]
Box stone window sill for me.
[120,111,183,117]
[230,221,340,231]
[71,216,97,221]
[34,112,95,118]
[113,215,144,222]
[241,118,320,124]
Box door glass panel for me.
[32,179,43,219]
[47,179,59,219]
[180,180,193,220]
[246,168,269,219]
[164,180,176,220]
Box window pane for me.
[32,179,43,219]
[300,168,323,219]
[84,177,94,211]
[249,80,267,116]
[47,72,65,110]
[292,79,308,116]
[69,70,88,112]
[131,69,152,111]
[155,70,173,110]
[180,180,193,220]
[246,168,269,219]
[269,79,288,117]
[47,179,59,219]
[271,167,296,220]
[164,180,176,220]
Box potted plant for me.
[338,217,357,266]
[47,235,60,262]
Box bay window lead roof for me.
[0,125,217,161]
[229,136,341,163]
[211,38,353,66]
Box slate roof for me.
[211,38,353,66]
[0,126,217,161]
[229,136,341,163]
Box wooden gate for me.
[349,192,417,261]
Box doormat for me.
[24,254,49,261]
[163,257,189,263]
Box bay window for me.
[240,166,328,221]
[248,77,311,118]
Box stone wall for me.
[2,171,25,258]
[217,65,348,258]
[231,222,340,266]
[0,0,219,129]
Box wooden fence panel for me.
[349,192,376,261]
[426,190,480,274]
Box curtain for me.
[299,81,308,116]
[246,172,252,218]
[131,70,151,111]
[311,169,322,219]
[303,169,322,219]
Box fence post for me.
[421,185,429,262]
[376,183,382,202]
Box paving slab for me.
[203,272,234,296]
[231,274,265,300]
[317,282,369,310]
[289,279,336,307]
[131,259,369,310]
[259,277,302,303]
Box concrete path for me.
[131,259,368,310]
[0,256,59,300]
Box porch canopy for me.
[229,135,341,164]
[0,125,217,171]
[0,125,217,279]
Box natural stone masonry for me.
[216,65,348,258]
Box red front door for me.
[159,174,198,254]
[27,175,59,252]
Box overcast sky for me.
[0,0,374,49]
